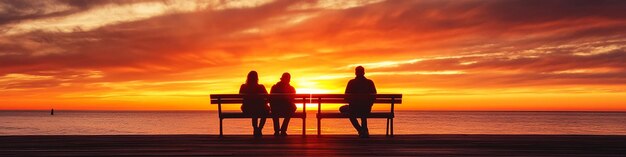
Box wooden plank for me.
[308,94,402,98]
[316,112,394,118]
[305,99,402,104]
[220,112,306,118]
[212,99,401,104]
[2,135,625,156]
[211,94,402,104]
[211,94,314,99]
[210,100,247,104]
[211,94,402,99]
[210,94,245,98]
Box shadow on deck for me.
[1,135,625,156]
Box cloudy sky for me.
[1,0,625,110]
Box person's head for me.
[355,66,365,77]
[246,71,259,85]
[280,72,291,83]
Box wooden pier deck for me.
[1,135,625,156]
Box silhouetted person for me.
[270,73,297,136]
[240,71,270,137]
[341,66,376,138]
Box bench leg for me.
[317,118,321,136]
[219,118,224,137]
[302,117,306,136]
[386,118,390,136]
[390,118,394,137]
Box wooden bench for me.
[210,94,310,137]
[310,94,402,137]
[210,94,402,137]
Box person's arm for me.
[345,80,354,102]
[370,80,377,94]
[345,80,354,94]
[239,84,245,94]
[288,86,296,104]
[367,80,377,104]
[260,85,268,94]
[260,85,269,105]
[269,85,276,104]
[289,86,296,94]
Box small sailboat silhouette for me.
[51,108,54,115]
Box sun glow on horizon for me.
[296,88,332,94]
[294,87,334,110]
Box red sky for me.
[1,0,626,111]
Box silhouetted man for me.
[342,66,376,138]
[270,73,297,136]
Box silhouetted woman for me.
[270,72,297,136]
[240,71,270,137]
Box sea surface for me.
[1,111,625,135]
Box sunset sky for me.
[1,0,625,111]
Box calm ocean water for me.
[1,111,625,135]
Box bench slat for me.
[211,100,266,104]
[316,112,393,118]
[212,99,401,104]
[210,94,402,104]
[211,94,312,99]
[211,94,402,100]
[220,112,306,118]
[308,99,401,104]
[309,94,401,98]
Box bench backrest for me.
[308,94,402,104]
[210,93,402,120]
[210,94,402,104]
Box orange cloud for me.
[1,0,626,111]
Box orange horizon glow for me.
[1,0,626,111]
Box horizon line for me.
[2,109,626,112]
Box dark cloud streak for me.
[1,0,626,89]
[0,0,153,25]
